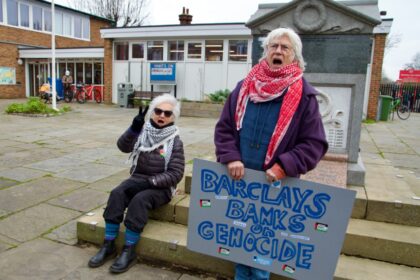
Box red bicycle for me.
[75,84,102,104]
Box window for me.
[147,41,163,61]
[94,62,102,84]
[168,41,184,61]
[63,14,71,36]
[85,62,92,84]
[33,6,42,30]
[115,42,129,60]
[76,62,83,84]
[44,10,52,31]
[74,16,82,38]
[7,0,18,26]
[205,40,223,61]
[187,42,202,60]
[132,43,144,59]
[20,3,29,27]
[229,40,248,62]
[82,18,90,39]
[55,12,63,35]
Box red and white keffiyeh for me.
[235,59,303,167]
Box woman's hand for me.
[131,106,149,133]
[227,161,244,180]
[266,163,286,183]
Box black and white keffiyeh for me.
[128,120,179,174]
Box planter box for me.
[180,101,224,118]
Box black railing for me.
[380,83,420,112]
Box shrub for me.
[206,89,230,103]
[5,97,72,115]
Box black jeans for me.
[103,178,172,233]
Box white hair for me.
[260,27,306,71]
[146,93,180,121]
[65,70,70,75]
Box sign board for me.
[187,159,356,280]
[150,63,176,83]
[399,69,420,82]
[0,67,16,84]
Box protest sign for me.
[187,159,356,279]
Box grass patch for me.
[5,97,72,116]
[362,119,376,124]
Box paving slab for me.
[24,156,90,173]
[55,162,126,183]
[44,220,78,245]
[0,203,80,242]
[0,167,49,182]
[0,177,85,212]
[0,177,17,189]
[0,238,92,280]
[47,188,109,212]
[87,169,128,193]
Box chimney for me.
[179,7,193,25]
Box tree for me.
[404,52,420,69]
[385,33,401,54]
[69,0,149,27]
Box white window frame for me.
[186,40,203,62]
[129,41,146,61]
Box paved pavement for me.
[0,99,418,279]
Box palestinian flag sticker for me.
[200,199,211,208]
[218,247,230,256]
[315,222,329,232]
[282,264,295,274]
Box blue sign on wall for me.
[187,159,356,279]
[150,63,176,83]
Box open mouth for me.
[273,58,282,65]
[157,120,165,124]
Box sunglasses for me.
[154,108,173,118]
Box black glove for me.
[130,106,149,133]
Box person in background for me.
[214,27,328,280]
[62,70,73,100]
[88,94,185,273]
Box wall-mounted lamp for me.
[17,58,23,65]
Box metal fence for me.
[380,83,420,112]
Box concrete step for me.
[77,209,420,280]
[151,192,420,268]
[343,219,420,267]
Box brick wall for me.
[367,34,387,120]
[103,38,113,103]
[0,17,111,99]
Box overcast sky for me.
[146,0,419,81]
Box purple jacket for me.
[214,78,328,177]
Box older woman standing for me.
[214,28,328,279]
[88,94,185,273]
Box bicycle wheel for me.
[397,105,410,120]
[64,90,73,103]
[94,88,102,103]
[76,90,86,104]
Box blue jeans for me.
[234,264,270,280]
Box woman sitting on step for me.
[88,94,185,273]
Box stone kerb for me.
[180,101,223,118]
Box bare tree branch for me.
[385,33,401,54]
[404,52,420,69]
[67,0,149,27]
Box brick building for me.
[0,0,113,99]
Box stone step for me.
[151,193,420,267]
[77,210,420,280]
[343,219,420,267]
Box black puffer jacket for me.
[117,128,185,189]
